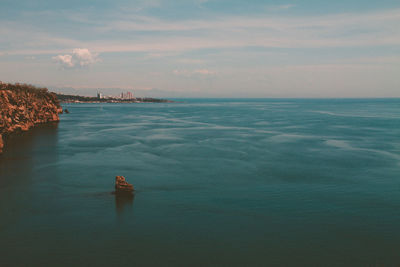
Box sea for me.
[0,98,399,266]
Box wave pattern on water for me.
[1,99,400,266]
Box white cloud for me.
[53,54,73,67]
[72,48,99,66]
[53,48,100,68]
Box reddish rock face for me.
[0,82,62,153]
[115,176,134,193]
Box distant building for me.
[97,92,103,99]
[126,91,133,99]
[119,91,135,100]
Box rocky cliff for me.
[0,82,63,153]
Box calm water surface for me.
[0,99,399,266]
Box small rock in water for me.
[64,109,70,114]
[115,176,134,194]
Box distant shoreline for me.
[56,93,174,103]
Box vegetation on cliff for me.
[0,82,62,153]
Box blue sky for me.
[1,0,399,97]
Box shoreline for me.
[56,93,174,104]
[60,100,175,104]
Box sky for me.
[0,0,399,97]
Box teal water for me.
[0,99,399,266]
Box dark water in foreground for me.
[0,99,399,266]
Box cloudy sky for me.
[1,0,399,97]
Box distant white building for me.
[97,92,103,99]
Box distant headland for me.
[56,93,173,103]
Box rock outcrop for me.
[0,82,62,153]
[115,176,134,194]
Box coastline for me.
[0,82,176,153]
[56,93,174,104]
